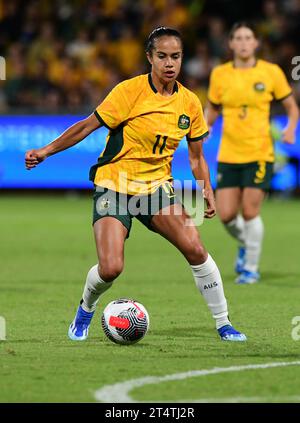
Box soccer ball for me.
[101,298,150,345]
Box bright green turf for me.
[0,194,300,403]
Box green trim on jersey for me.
[94,110,112,130]
[275,91,292,101]
[186,131,209,142]
[148,73,178,94]
[89,125,124,182]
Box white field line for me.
[94,361,300,403]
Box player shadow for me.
[9,338,154,348]
[151,326,211,338]
[83,337,153,347]
[224,271,298,287]
[259,271,299,287]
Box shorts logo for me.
[99,197,110,210]
[162,182,176,199]
[217,173,223,182]
[254,161,266,183]
[254,82,265,92]
[178,114,190,129]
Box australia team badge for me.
[178,114,190,130]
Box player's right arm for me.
[25,113,101,170]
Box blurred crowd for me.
[0,0,300,113]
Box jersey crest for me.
[178,114,190,129]
[253,82,266,92]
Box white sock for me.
[244,216,264,272]
[224,215,245,246]
[191,254,231,329]
[81,265,113,312]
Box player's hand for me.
[203,187,216,219]
[282,126,296,144]
[25,148,48,170]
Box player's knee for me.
[99,258,124,282]
[242,209,259,221]
[220,212,237,224]
[185,242,206,264]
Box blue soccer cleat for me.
[68,305,94,341]
[235,246,246,274]
[218,324,247,342]
[235,269,260,285]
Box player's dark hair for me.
[229,22,258,39]
[146,27,183,55]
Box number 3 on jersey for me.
[153,135,168,154]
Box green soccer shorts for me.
[93,182,180,237]
[216,161,273,190]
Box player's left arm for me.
[188,140,216,219]
[281,94,299,144]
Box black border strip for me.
[148,73,178,94]
[148,73,157,93]
[187,130,209,142]
[275,91,292,102]
[208,99,221,109]
[0,403,297,418]
[94,111,113,130]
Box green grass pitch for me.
[0,194,299,402]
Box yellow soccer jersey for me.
[208,60,292,163]
[90,74,208,194]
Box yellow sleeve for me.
[94,81,132,129]
[271,64,292,100]
[187,95,209,142]
[207,68,222,105]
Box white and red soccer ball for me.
[101,298,150,345]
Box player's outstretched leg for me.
[68,265,113,341]
[151,204,247,342]
[191,254,247,342]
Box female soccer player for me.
[25,27,246,341]
[206,22,299,284]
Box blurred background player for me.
[206,22,299,284]
[25,27,247,342]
